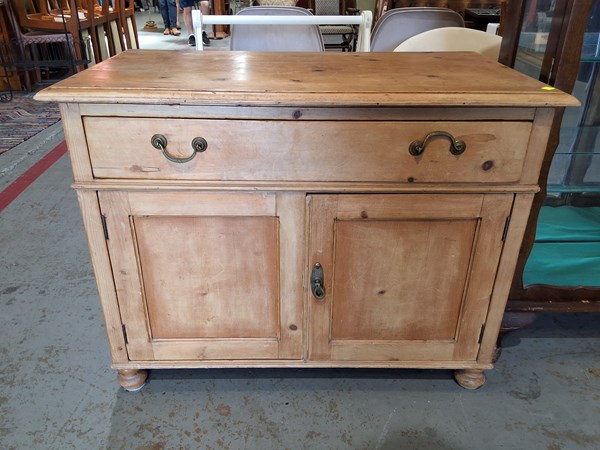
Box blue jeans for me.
[158,0,177,29]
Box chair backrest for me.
[394,27,502,60]
[257,0,298,5]
[230,6,325,51]
[370,7,464,52]
[313,0,340,15]
[4,0,25,39]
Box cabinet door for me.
[98,191,304,361]
[308,194,513,362]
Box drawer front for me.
[84,117,532,183]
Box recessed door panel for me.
[308,194,513,362]
[331,219,477,341]
[135,216,280,340]
[99,191,304,361]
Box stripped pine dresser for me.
[36,51,577,390]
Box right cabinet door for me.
[307,194,513,363]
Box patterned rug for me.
[0,91,61,155]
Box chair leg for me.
[13,41,33,91]
[29,43,45,85]
[110,19,124,54]
[128,14,140,49]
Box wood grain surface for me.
[35,51,578,107]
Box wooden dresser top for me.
[35,50,578,107]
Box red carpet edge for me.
[0,141,68,214]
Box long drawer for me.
[84,117,532,183]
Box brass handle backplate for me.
[151,134,208,164]
[409,131,466,156]
[311,263,326,300]
[191,137,208,153]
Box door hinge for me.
[101,214,109,240]
[122,324,129,345]
[501,216,511,242]
[478,324,485,344]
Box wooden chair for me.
[370,7,465,52]
[117,0,139,49]
[91,0,125,57]
[229,6,325,51]
[10,0,98,66]
[2,0,79,90]
[28,0,126,61]
[311,0,356,51]
[19,0,122,62]
[1,0,22,92]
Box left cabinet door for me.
[98,191,305,361]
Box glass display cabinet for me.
[507,0,600,314]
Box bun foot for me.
[454,369,486,390]
[117,369,148,392]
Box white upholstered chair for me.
[370,7,464,52]
[394,27,502,60]
[229,6,325,51]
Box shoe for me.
[163,28,171,35]
[188,34,196,46]
[171,28,181,36]
[202,31,210,46]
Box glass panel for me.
[513,0,557,80]
[520,2,600,287]
[548,130,600,193]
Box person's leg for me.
[199,0,210,45]
[183,6,196,45]
[199,0,209,15]
[167,0,180,34]
[183,5,194,36]
[176,0,181,28]
[181,0,198,46]
[157,0,172,34]
[183,0,210,46]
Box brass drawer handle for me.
[151,134,208,164]
[409,131,466,156]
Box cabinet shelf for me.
[504,0,600,311]
[524,241,600,287]
[532,206,600,242]
[524,206,600,287]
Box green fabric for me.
[535,206,600,242]
[524,242,600,287]
[524,206,600,286]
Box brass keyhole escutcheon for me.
[311,263,326,300]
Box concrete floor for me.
[1,20,600,450]
[134,9,345,51]
[135,9,232,51]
